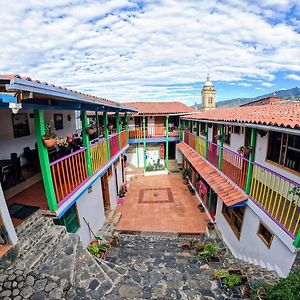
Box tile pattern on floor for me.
[116,173,209,233]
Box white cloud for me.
[261,82,275,87]
[239,83,252,87]
[0,0,299,102]
[285,74,300,81]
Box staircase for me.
[0,211,126,299]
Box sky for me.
[0,0,300,105]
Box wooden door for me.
[212,124,218,144]
[101,172,110,211]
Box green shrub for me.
[87,244,100,256]
[214,269,229,279]
[222,274,241,288]
[266,269,300,300]
[248,279,270,300]
[197,242,220,258]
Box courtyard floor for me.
[116,173,209,233]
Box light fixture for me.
[9,103,22,114]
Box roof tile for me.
[182,103,300,129]
[177,142,247,206]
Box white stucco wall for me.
[0,109,76,164]
[126,144,145,168]
[215,198,297,277]
[225,131,245,153]
[76,177,105,248]
[0,184,18,244]
[116,159,123,192]
[108,169,118,210]
[176,145,183,164]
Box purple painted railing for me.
[109,134,119,157]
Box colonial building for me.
[201,74,216,111]
[0,74,135,255]
[178,102,300,277]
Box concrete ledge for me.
[144,169,168,176]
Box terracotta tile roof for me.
[0,74,132,110]
[181,102,300,129]
[177,142,247,206]
[123,101,195,115]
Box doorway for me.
[212,124,218,144]
[101,172,110,213]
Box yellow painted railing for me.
[90,139,109,174]
[195,136,205,157]
[250,162,300,238]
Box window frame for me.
[222,203,245,240]
[266,131,300,174]
[257,222,274,248]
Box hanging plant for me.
[42,120,57,148]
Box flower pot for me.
[86,127,95,135]
[205,256,221,263]
[243,147,252,155]
[181,242,191,250]
[207,222,215,230]
[43,138,57,148]
[108,124,113,130]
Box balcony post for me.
[245,128,257,194]
[103,112,110,160]
[81,111,93,177]
[204,122,208,159]
[116,112,121,149]
[182,119,185,141]
[142,115,146,170]
[95,111,99,137]
[293,230,300,248]
[195,121,200,136]
[34,109,58,211]
[207,188,213,211]
[124,113,129,143]
[218,124,224,170]
[189,120,192,133]
[166,115,169,169]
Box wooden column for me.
[218,124,224,170]
[103,112,110,160]
[245,128,257,194]
[166,115,169,169]
[81,111,92,177]
[34,109,57,211]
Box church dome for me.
[204,74,213,87]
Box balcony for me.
[182,130,300,241]
[128,126,179,140]
[50,131,128,207]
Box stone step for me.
[34,233,79,287]
[17,215,55,252]
[95,258,122,284]
[16,224,68,269]
[70,242,114,299]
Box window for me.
[257,222,274,248]
[56,204,80,233]
[267,131,300,173]
[233,126,241,134]
[224,125,231,145]
[222,204,245,239]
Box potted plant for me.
[248,279,270,300]
[108,123,113,130]
[197,241,221,262]
[181,242,191,250]
[43,120,57,148]
[237,146,252,156]
[214,269,229,280]
[221,273,242,288]
[207,221,215,230]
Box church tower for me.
[201,74,216,111]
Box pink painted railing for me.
[109,134,119,157]
[222,147,249,190]
[207,141,219,168]
[50,148,88,205]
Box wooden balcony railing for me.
[222,147,249,190]
[207,141,219,168]
[120,130,127,149]
[250,162,300,238]
[50,148,88,205]
[128,126,179,139]
[195,136,206,157]
[109,134,119,157]
[90,139,109,174]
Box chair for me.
[11,153,25,184]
